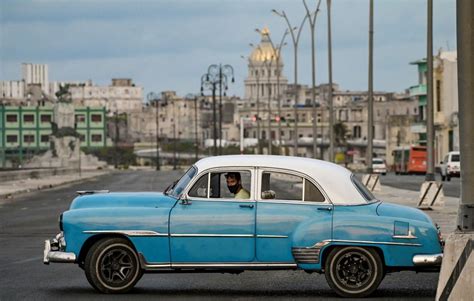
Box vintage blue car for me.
[44,155,443,297]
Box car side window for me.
[188,170,252,200]
[261,172,303,201]
[304,179,325,202]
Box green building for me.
[0,105,107,167]
[409,58,427,145]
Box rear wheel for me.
[324,246,384,298]
[84,237,143,293]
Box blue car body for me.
[44,155,443,296]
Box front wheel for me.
[84,237,143,293]
[324,246,384,298]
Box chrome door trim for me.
[171,262,297,268]
[170,233,254,238]
[256,234,289,238]
[326,239,422,247]
[83,230,168,237]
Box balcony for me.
[409,84,427,97]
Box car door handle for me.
[239,204,254,209]
[317,207,332,211]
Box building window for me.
[91,134,102,142]
[75,114,86,123]
[78,134,85,141]
[24,135,35,143]
[41,135,50,143]
[6,135,18,143]
[91,114,102,122]
[6,114,18,122]
[23,114,34,123]
[40,114,52,123]
[353,126,361,138]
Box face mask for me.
[227,184,240,194]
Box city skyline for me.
[1,0,456,98]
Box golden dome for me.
[249,27,280,63]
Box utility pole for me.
[456,0,474,232]
[425,0,435,181]
[367,0,374,173]
[327,0,335,162]
[155,97,160,170]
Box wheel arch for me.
[77,234,136,268]
[320,244,386,271]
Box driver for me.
[224,172,250,199]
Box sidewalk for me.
[0,169,111,200]
[374,184,459,236]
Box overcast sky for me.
[0,0,456,99]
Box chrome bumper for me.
[412,253,443,266]
[43,232,76,264]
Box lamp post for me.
[201,64,234,156]
[255,28,289,154]
[327,0,335,162]
[242,53,262,154]
[303,0,322,159]
[367,0,374,173]
[425,0,435,181]
[146,92,160,170]
[273,9,308,156]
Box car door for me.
[255,168,333,264]
[169,168,256,263]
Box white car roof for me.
[194,155,367,204]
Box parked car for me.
[372,158,387,175]
[439,151,460,181]
[44,155,443,298]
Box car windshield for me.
[168,166,197,198]
[351,174,376,202]
[372,159,384,164]
[451,154,460,162]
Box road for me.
[0,170,439,300]
[379,173,461,198]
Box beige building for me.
[69,78,143,114]
[433,51,459,164]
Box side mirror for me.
[261,190,276,200]
[180,195,192,205]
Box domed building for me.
[244,27,288,107]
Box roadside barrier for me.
[436,235,474,300]
[362,174,381,192]
[417,181,444,209]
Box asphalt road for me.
[378,172,461,198]
[0,170,440,300]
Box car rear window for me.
[351,174,376,202]
[373,159,384,164]
[451,154,460,162]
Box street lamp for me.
[146,92,160,170]
[255,27,289,154]
[272,8,309,156]
[303,0,322,159]
[201,64,234,156]
[327,0,335,162]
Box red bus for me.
[392,146,427,174]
